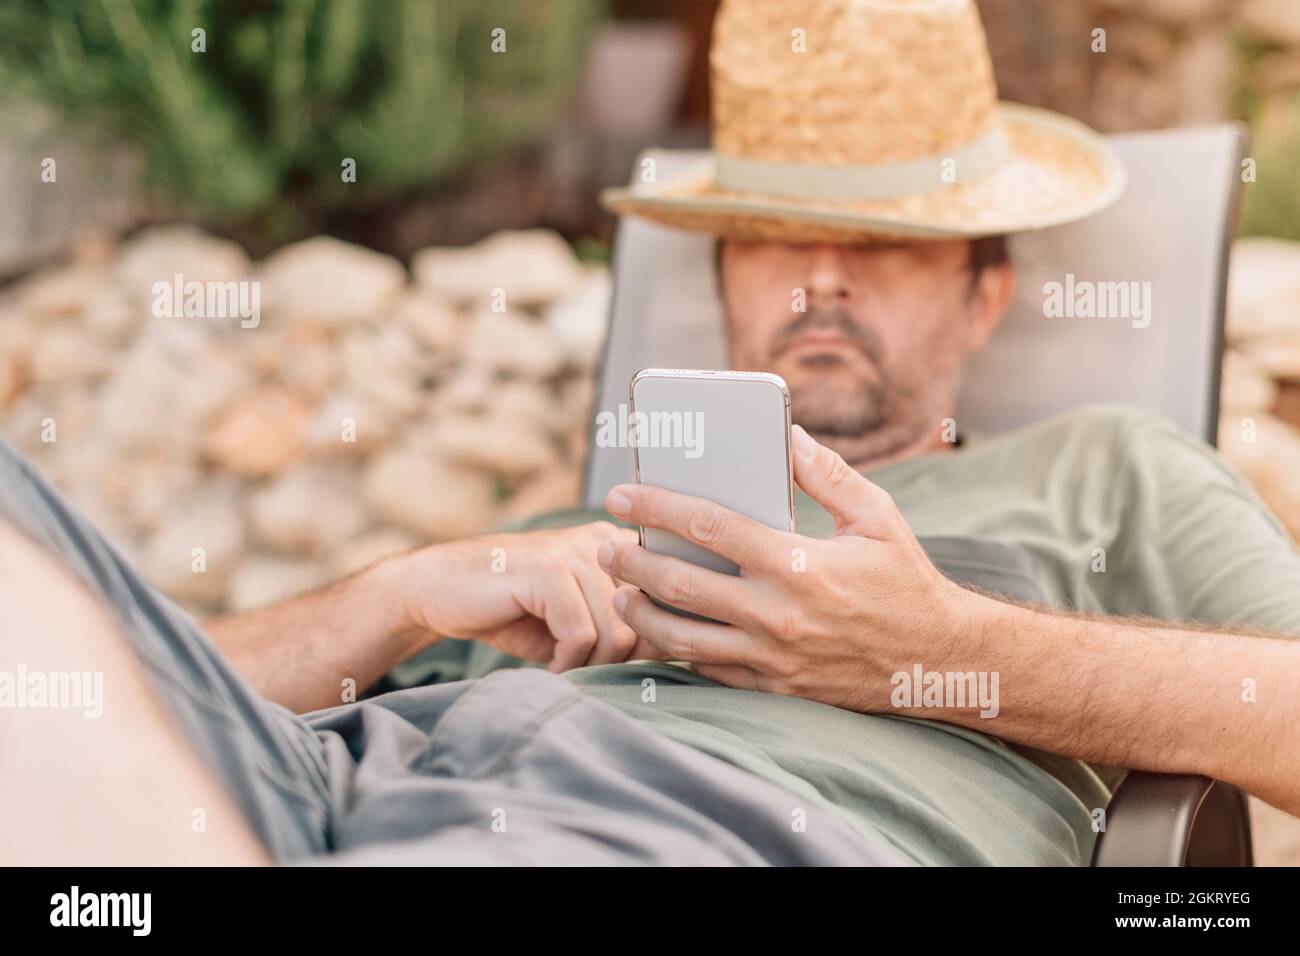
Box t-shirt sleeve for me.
[1106,409,1300,635]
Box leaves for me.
[0,0,603,230]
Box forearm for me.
[207,557,428,714]
[207,521,638,710]
[938,592,1300,814]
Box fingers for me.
[575,563,639,666]
[597,538,751,626]
[480,615,558,663]
[604,484,785,574]
[628,636,672,662]
[613,586,757,667]
[789,424,901,538]
[542,522,641,672]
[492,520,694,673]
[543,572,600,673]
[605,526,640,584]
[694,662,764,691]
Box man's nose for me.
[805,244,853,304]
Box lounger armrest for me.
[1091,772,1253,867]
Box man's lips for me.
[781,330,861,355]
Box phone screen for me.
[630,370,794,591]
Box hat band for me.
[713,126,1008,202]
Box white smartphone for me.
[629,368,795,616]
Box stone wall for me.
[1219,238,1300,539]
[0,226,605,616]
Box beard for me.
[769,305,893,435]
[786,355,889,436]
[765,304,956,465]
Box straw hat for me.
[601,0,1126,243]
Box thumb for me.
[790,424,900,538]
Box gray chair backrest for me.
[584,124,1247,508]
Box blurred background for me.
[0,0,1298,861]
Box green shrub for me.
[1234,35,1300,242]
[0,0,602,236]
[1239,94,1300,243]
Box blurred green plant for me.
[1234,35,1300,242]
[573,235,610,266]
[1238,93,1300,243]
[0,0,603,237]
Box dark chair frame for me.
[1092,775,1253,866]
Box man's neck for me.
[815,426,956,474]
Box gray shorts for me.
[0,439,904,865]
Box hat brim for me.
[601,103,1127,243]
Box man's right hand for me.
[388,522,652,672]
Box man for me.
[5,0,1299,866]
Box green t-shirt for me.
[394,405,1300,865]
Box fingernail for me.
[792,424,816,460]
[612,589,629,617]
[606,489,632,518]
[597,541,614,571]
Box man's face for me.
[719,239,1011,465]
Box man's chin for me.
[775,365,875,432]
[787,385,884,437]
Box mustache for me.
[767,305,885,362]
